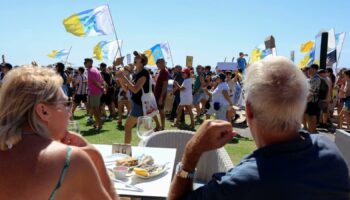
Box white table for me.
[94,144,177,199]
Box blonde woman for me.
[0,66,117,200]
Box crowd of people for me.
[0,54,349,199]
[1,52,246,144]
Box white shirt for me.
[212,82,230,106]
[227,79,236,95]
[180,78,193,105]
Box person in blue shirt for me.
[169,56,350,200]
[236,52,247,73]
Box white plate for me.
[134,166,168,179]
[104,153,130,164]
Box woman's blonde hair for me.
[0,65,63,150]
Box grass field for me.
[74,110,256,165]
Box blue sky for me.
[1,0,349,68]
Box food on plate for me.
[116,157,138,167]
[133,168,149,177]
[138,155,154,167]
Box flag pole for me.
[335,32,346,71]
[107,4,123,67]
[65,46,72,65]
[166,41,175,67]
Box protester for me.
[338,70,350,129]
[168,56,350,200]
[318,69,332,128]
[304,64,321,133]
[205,76,218,120]
[85,58,104,131]
[226,71,236,105]
[193,65,206,118]
[336,68,347,117]
[0,65,117,200]
[116,66,132,127]
[237,52,247,73]
[326,68,337,118]
[55,62,68,96]
[100,63,115,120]
[72,67,88,116]
[116,51,161,144]
[170,65,185,122]
[173,68,194,129]
[204,73,235,122]
[154,58,170,130]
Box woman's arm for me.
[116,72,146,94]
[61,132,117,199]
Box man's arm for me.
[168,120,236,200]
[159,80,168,105]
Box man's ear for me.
[35,103,50,123]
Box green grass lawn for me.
[74,109,256,165]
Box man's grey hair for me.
[243,56,309,133]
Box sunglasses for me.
[49,100,72,111]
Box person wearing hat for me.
[116,51,161,144]
[204,73,235,122]
[173,68,194,129]
[84,58,105,131]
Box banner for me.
[186,56,193,68]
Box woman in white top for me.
[173,68,195,129]
[205,73,235,122]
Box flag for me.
[326,49,337,66]
[93,40,122,61]
[300,40,315,53]
[160,42,171,60]
[290,50,295,62]
[335,32,346,61]
[144,43,165,66]
[48,49,69,59]
[63,5,114,37]
[262,48,272,58]
[327,28,336,52]
[126,53,132,64]
[251,44,264,63]
[298,47,315,68]
[309,47,315,65]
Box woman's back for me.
[0,134,111,200]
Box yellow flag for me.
[298,54,311,68]
[300,41,314,53]
[251,48,262,63]
[144,49,155,65]
[48,50,58,58]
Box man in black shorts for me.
[72,67,88,115]
[100,63,115,120]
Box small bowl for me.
[113,166,129,179]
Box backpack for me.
[318,77,329,101]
